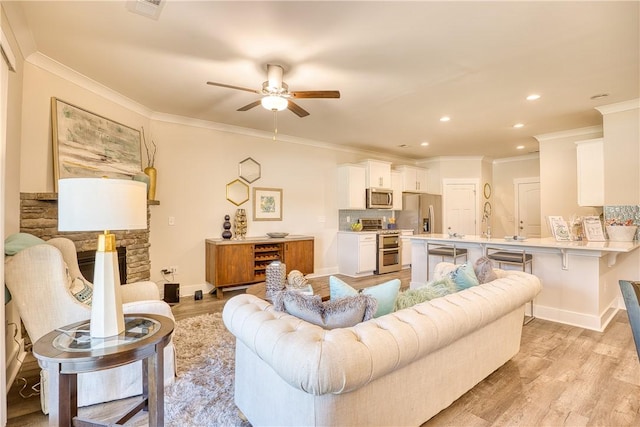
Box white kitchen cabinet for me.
[575,138,604,206]
[395,165,428,193]
[360,159,392,189]
[391,171,403,210]
[400,229,413,268]
[337,232,377,277]
[337,164,366,209]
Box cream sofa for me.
[222,263,542,426]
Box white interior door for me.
[443,181,477,235]
[515,179,541,237]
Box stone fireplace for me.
[19,193,153,283]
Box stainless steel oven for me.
[376,231,402,274]
[359,218,402,275]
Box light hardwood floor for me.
[6,269,640,426]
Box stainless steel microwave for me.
[366,188,393,209]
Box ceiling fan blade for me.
[290,90,341,99]
[237,100,262,112]
[287,100,310,118]
[207,81,260,94]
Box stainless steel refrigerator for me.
[395,193,442,234]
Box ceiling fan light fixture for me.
[261,95,288,111]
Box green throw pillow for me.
[329,276,401,318]
[449,263,480,290]
[394,277,458,311]
[4,233,45,256]
[69,277,93,306]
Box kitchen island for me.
[410,234,640,331]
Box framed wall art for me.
[253,187,282,221]
[51,97,142,190]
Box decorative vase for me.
[144,166,157,201]
[265,260,286,298]
[234,208,247,240]
[222,215,232,240]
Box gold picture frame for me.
[253,187,282,221]
[51,97,142,191]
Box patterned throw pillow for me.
[329,276,401,318]
[473,256,498,284]
[272,290,377,329]
[69,277,93,305]
[394,277,458,311]
[448,263,480,290]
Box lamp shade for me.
[58,178,147,231]
[261,95,288,111]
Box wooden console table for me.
[205,235,314,298]
[33,314,174,426]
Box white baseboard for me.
[532,302,620,332]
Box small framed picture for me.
[548,216,571,241]
[583,216,606,241]
[253,187,282,221]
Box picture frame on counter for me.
[253,187,282,221]
[583,216,606,241]
[548,216,571,241]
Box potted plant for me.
[142,127,157,201]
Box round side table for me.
[33,313,174,427]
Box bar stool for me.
[486,247,535,324]
[426,242,468,280]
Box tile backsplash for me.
[338,209,396,231]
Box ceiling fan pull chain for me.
[273,110,278,141]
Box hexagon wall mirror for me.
[239,157,261,183]
[226,179,249,206]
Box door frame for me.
[514,177,540,236]
[442,178,480,235]
[1,26,17,424]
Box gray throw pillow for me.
[272,290,377,329]
[474,256,498,284]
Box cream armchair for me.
[4,237,176,414]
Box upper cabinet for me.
[575,138,604,206]
[360,159,392,189]
[395,165,429,193]
[337,164,366,209]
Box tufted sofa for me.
[222,263,542,426]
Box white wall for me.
[536,126,604,237]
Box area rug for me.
[164,313,251,427]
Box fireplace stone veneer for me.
[19,193,152,283]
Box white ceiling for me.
[6,1,639,160]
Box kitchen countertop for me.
[409,233,640,254]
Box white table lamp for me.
[58,178,147,338]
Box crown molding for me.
[595,98,640,115]
[534,125,602,142]
[492,153,540,165]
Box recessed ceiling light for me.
[516,145,525,150]
[526,94,540,101]
[590,93,610,100]
[440,116,450,122]
[513,123,524,128]
[420,141,429,147]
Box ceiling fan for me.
[207,64,340,118]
